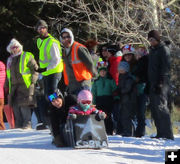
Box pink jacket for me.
[68,105,102,115]
[0,61,6,99]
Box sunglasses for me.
[148,37,156,42]
[80,100,91,105]
[37,26,46,31]
[62,35,71,40]
[11,46,18,50]
[48,93,58,102]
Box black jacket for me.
[118,73,137,104]
[148,43,171,87]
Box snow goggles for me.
[80,100,91,105]
[48,93,58,102]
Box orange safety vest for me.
[63,41,92,85]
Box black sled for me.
[63,114,108,149]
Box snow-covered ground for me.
[0,114,179,164]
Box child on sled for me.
[68,89,106,120]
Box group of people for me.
[0,19,174,148]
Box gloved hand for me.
[69,114,77,120]
[97,112,106,120]
[36,68,46,73]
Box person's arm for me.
[27,54,39,84]
[91,81,97,105]
[78,46,97,77]
[159,46,171,83]
[47,42,62,70]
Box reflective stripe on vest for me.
[7,52,33,93]
[38,34,63,76]
[63,41,92,85]
[6,69,11,93]
[19,52,32,88]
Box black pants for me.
[149,84,174,139]
[118,102,135,136]
[96,96,113,135]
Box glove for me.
[36,68,46,73]
[69,114,77,120]
[96,112,106,121]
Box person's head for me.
[48,89,63,108]
[148,30,160,47]
[118,61,130,74]
[60,28,74,48]
[85,39,98,54]
[122,45,135,62]
[6,38,23,55]
[77,90,92,111]
[99,44,108,61]
[97,61,108,77]
[35,19,48,37]
[135,45,147,60]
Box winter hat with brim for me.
[118,61,130,72]
[6,38,23,53]
[60,28,74,47]
[122,45,135,56]
[35,19,48,31]
[148,30,160,42]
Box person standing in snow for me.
[147,30,174,140]
[60,28,97,95]
[6,38,39,129]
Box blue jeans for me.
[43,73,62,100]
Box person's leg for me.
[44,73,62,99]
[135,94,147,137]
[13,104,23,128]
[49,109,65,147]
[149,84,174,139]
[43,73,62,126]
[20,106,32,129]
[120,103,134,136]
[0,98,5,130]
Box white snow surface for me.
[0,114,180,164]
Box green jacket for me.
[92,76,117,104]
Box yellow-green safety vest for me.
[37,34,63,76]
[7,51,34,93]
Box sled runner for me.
[63,114,108,149]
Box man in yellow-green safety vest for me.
[35,19,63,99]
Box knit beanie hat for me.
[118,61,130,72]
[148,30,160,42]
[122,45,135,56]
[107,44,118,56]
[60,28,74,47]
[35,19,48,31]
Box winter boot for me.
[52,135,65,147]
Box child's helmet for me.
[77,90,92,103]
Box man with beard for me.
[35,20,63,127]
